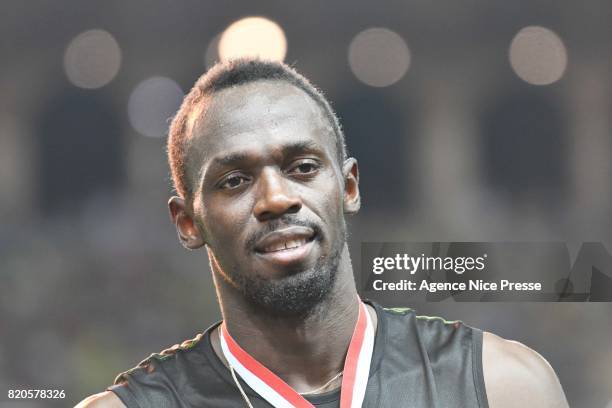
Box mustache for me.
[245,215,322,251]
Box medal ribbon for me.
[219,300,375,408]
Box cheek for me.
[200,197,252,248]
[310,172,345,227]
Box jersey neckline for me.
[199,299,387,405]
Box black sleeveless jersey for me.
[109,302,488,407]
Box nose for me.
[253,167,302,221]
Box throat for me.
[212,297,369,393]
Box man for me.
[77,59,568,407]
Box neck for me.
[213,245,362,393]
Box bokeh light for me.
[218,17,287,62]
[64,29,121,89]
[127,77,184,138]
[204,33,221,68]
[348,28,410,87]
[509,26,568,86]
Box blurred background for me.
[1,1,611,407]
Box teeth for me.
[264,238,307,252]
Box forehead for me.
[186,80,336,179]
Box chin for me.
[239,258,340,318]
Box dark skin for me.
[169,80,373,393]
[77,80,568,408]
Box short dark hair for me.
[167,58,346,200]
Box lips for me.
[253,226,318,266]
[261,237,310,253]
[254,226,316,253]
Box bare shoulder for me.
[482,331,568,408]
[74,391,126,408]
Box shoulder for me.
[114,332,206,383]
[391,306,469,338]
[482,331,568,408]
[76,332,210,408]
[380,306,476,360]
[74,391,126,408]
[378,305,471,346]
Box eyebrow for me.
[211,140,323,168]
[212,151,250,167]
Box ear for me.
[168,196,206,249]
[342,158,361,214]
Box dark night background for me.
[0,1,611,406]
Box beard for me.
[216,217,347,319]
[240,240,342,318]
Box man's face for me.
[181,80,357,316]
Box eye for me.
[289,160,319,175]
[218,174,249,190]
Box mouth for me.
[253,226,318,266]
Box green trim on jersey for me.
[383,307,413,315]
[415,315,462,325]
[383,306,461,325]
